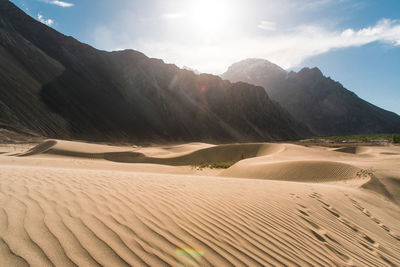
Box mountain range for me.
[222,59,400,136]
[0,0,308,142]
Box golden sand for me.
[0,140,399,266]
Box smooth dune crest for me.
[20,140,282,166]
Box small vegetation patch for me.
[192,161,238,170]
[356,168,375,178]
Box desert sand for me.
[0,140,400,266]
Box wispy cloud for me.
[134,19,400,74]
[258,21,276,31]
[340,19,400,46]
[40,0,74,8]
[37,13,54,26]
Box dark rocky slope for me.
[222,58,400,136]
[0,0,309,142]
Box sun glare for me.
[189,0,231,33]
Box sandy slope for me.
[0,140,400,266]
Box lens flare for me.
[176,248,204,264]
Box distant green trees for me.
[312,134,400,143]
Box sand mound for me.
[19,140,141,159]
[146,143,216,157]
[19,140,57,156]
[132,143,282,166]
[220,160,361,183]
[0,165,399,266]
[103,143,266,165]
[255,143,285,156]
[362,174,396,202]
[22,141,282,166]
[333,146,371,155]
[362,172,400,205]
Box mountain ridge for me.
[222,58,400,136]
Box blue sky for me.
[9,0,400,115]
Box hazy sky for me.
[10,0,400,115]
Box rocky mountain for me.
[0,0,309,142]
[222,58,400,136]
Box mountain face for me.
[0,0,310,142]
[222,59,400,136]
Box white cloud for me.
[41,0,74,7]
[337,19,400,47]
[258,21,276,31]
[135,19,400,74]
[37,13,54,26]
[51,0,74,7]
[93,12,400,74]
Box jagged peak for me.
[297,67,323,77]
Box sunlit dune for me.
[1,140,400,266]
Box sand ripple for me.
[1,166,400,266]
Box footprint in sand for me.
[314,195,400,266]
[296,204,355,266]
[308,192,322,199]
[347,197,400,242]
[290,193,302,200]
[379,253,398,267]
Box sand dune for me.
[332,146,372,155]
[20,140,279,166]
[1,140,400,266]
[220,160,361,183]
[20,140,133,158]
